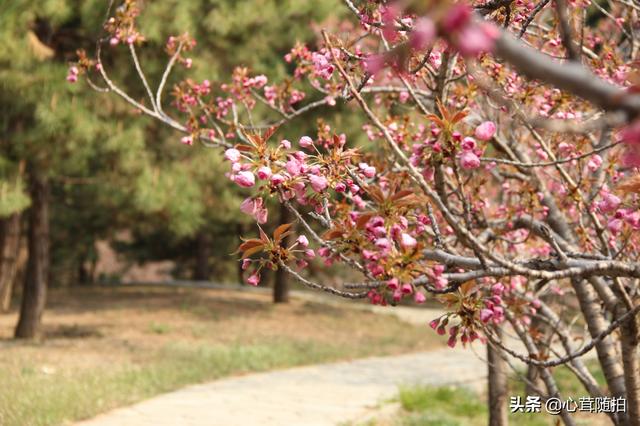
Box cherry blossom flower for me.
[235,171,256,188]
[257,166,272,180]
[299,136,314,149]
[297,235,309,247]
[246,273,261,286]
[460,151,481,169]
[309,175,328,192]
[225,148,241,162]
[474,121,497,141]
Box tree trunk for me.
[236,223,245,285]
[488,325,508,426]
[15,176,50,339]
[525,298,551,396]
[0,213,21,311]
[273,204,291,304]
[619,308,640,426]
[194,231,211,281]
[572,279,627,400]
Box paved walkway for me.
[77,287,596,426]
[76,347,489,426]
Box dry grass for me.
[0,285,445,426]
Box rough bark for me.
[0,213,21,311]
[488,325,508,426]
[194,231,211,281]
[619,307,640,426]
[525,297,551,397]
[273,203,291,304]
[571,279,627,406]
[14,176,50,339]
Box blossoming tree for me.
[74,0,640,424]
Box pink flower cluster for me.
[441,4,500,56]
[479,283,506,325]
[66,66,79,83]
[240,197,268,224]
[429,316,480,348]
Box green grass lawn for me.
[352,360,610,425]
[0,286,445,426]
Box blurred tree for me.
[0,0,347,340]
[110,0,345,302]
[0,0,159,336]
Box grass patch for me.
[0,286,445,426]
[358,359,610,426]
[396,385,547,426]
[0,340,363,425]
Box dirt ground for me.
[0,285,442,378]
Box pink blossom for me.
[253,75,268,87]
[239,197,268,224]
[335,182,346,192]
[375,238,392,251]
[309,175,328,192]
[620,120,640,145]
[380,5,400,42]
[255,209,268,224]
[608,218,623,234]
[474,121,497,141]
[429,318,440,330]
[246,273,261,286]
[280,139,292,149]
[387,278,399,290]
[491,283,505,295]
[456,22,499,56]
[410,17,436,50]
[241,259,251,270]
[401,283,413,295]
[66,66,79,83]
[598,192,621,213]
[257,166,272,180]
[297,235,309,247]
[363,54,386,75]
[623,147,640,167]
[304,249,316,259]
[299,136,314,148]
[240,197,256,215]
[447,336,457,348]
[400,233,417,249]
[286,158,304,176]
[271,174,285,186]
[235,171,256,188]
[460,151,481,169]
[480,308,494,323]
[181,135,194,146]
[414,291,426,304]
[359,163,376,178]
[318,247,331,258]
[461,137,477,151]
[225,148,241,162]
[587,154,603,172]
[434,276,448,290]
[441,3,472,32]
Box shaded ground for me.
[0,286,445,426]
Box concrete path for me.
[76,347,489,426]
[77,287,596,426]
